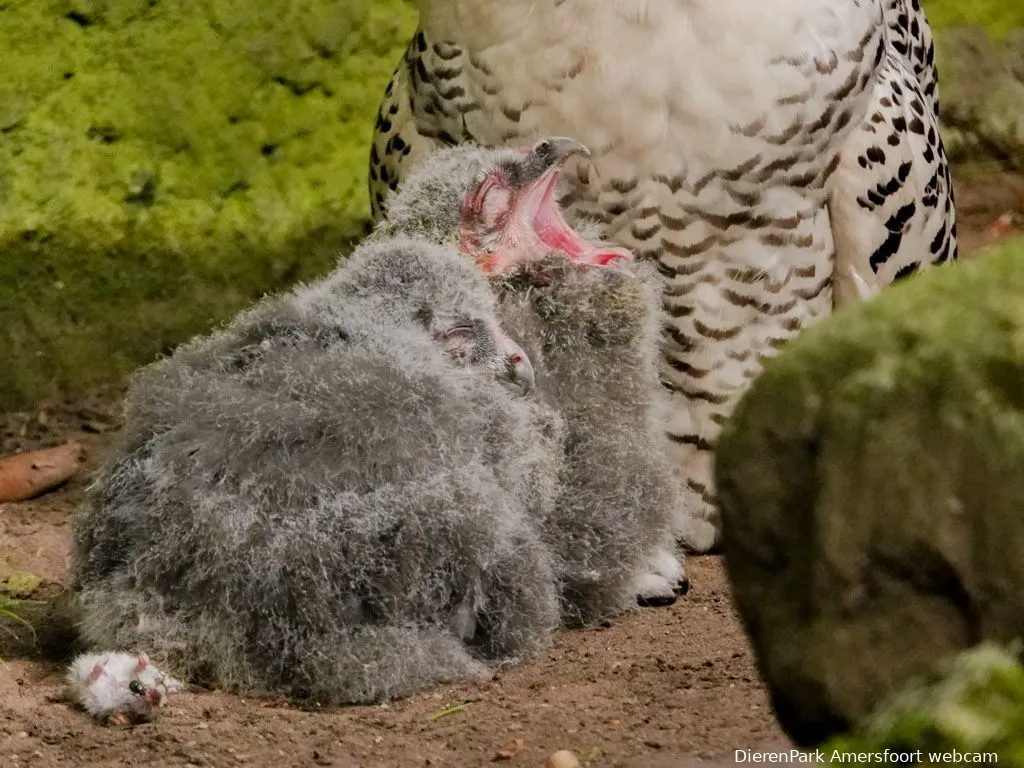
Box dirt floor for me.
[0,170,1021,768]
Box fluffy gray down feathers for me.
[374,142,683,621]
[368,142,515,248]
[71,144,680,705]
[492,256,680,625]
[72,238,564,705]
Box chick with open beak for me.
[460,137,634,274]
[371,137,634,276]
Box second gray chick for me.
[374,137,689,619]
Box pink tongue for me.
[534,200,634,266]
[576,246,634,265]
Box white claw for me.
[849,265,881,301]
[634,572,678,605]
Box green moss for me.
[924,0,1024,38]
[2,572,41,600]
[716,238,1024,739]
[0,0,417,408]
[824,643,1024,765]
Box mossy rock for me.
[0,0,416,409]
[716,238,1024,745]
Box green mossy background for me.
[0,0,417,408]
[926,0,1024,37]
[0,0,1019,409]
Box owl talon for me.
[637,592,678,608]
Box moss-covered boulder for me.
[0,0,416,409]
[924,0,1024,168]
[715,237,1024,746]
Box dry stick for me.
[0,441,86,503]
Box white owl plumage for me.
[369,0,957,552]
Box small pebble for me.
[547,750,582,768]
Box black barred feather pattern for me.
[368,0,957,553]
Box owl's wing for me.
[828,45,957,306]
[882,0,940,115]
[368,29,478,222]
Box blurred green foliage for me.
[825,643,1024,765]
[0,0,417,408]
[925,0,1024,37]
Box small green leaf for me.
[427,701,473,721]
[3,572,41,599]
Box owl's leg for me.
[635,544,690,607]
[679,517,721,556]
[635,573,678,607]
[664,390,725,555]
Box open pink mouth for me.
[462,139,635,274]
[524,165,634,267]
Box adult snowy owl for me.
[368,0,958,552]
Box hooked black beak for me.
[532,136,590,165]
[517,137,591,183]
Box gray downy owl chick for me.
[70,237,565,706]
[376,138,690,615]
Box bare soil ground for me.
[0,170,1020,768]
